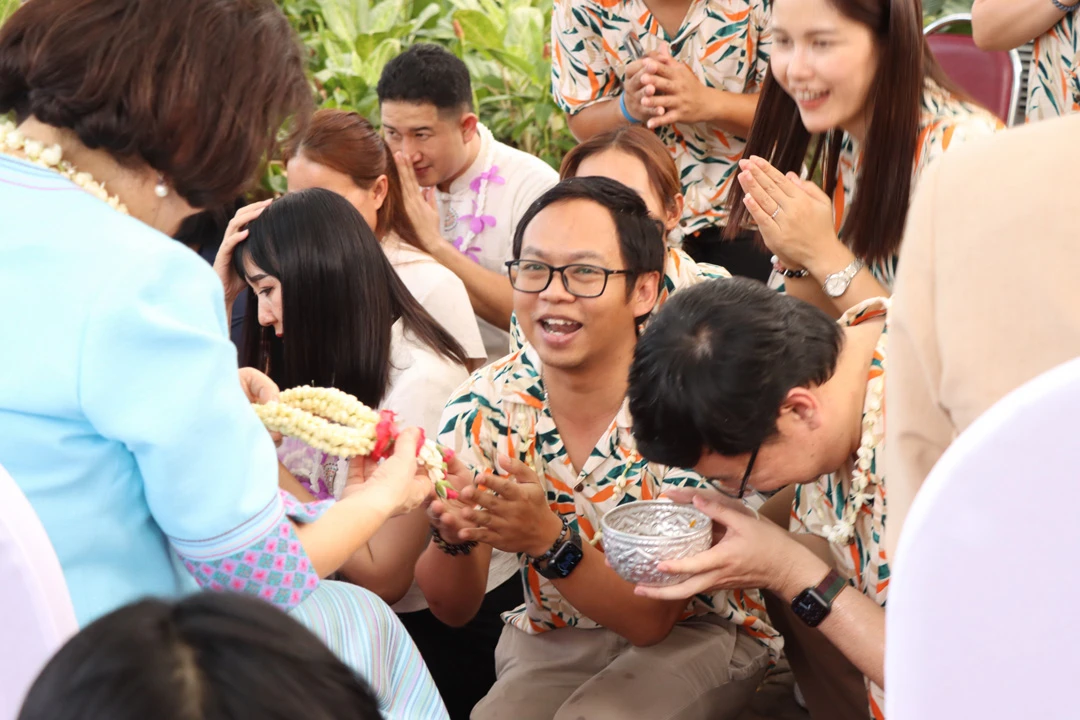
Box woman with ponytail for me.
[725,0,1001,317]
[284,109,486,369]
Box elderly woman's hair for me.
[0,0,313,208]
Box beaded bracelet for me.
[431,526,478,556]
[771,255,810,279]
[1051,0,1077,13]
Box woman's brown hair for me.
[284,109,426,251]
[724,0,968,265]
[0,0,312,209]
[559,126,682,219]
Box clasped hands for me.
[624,47,713,129]
[736,155,852,277]
[428,454,563,558]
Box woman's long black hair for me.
[233,188,468,407]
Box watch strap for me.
[823,258,866,297]
[533,529,584,579]
[814,568,847,605]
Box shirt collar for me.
[502,344,635,430]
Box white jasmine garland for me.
[820,373,884,544]
[253,386,455,499]
[0,119,129,215]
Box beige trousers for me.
[471,615,769,720]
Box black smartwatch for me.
[791,569,849,627]
[532,524,584,580]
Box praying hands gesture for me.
[393,151,446,256]
[738,155,889,314]
[634,489,829,602]
[454,455,563,557]
[638,53,713,129]
[621,57,664,123]
[737,156,842,274]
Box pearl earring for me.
[154,173,169,198]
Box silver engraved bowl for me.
[601,501,713,587]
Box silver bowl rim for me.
[600,500,712,542]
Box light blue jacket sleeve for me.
[76,245,325,608]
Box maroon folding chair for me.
[925,13,1023,126]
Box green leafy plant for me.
[0,0,18,25]
[277,0,571,172]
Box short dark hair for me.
[511,176,666,295]
[0,0,312,208]
[234,188,467,407]
[376,43,473,113]
[628,278,844,468]
[18,593,382,720]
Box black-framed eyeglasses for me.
[707,446,759,500]
[505,259,634,299]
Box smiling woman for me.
[724,0,1001,317]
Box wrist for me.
[425,234,454,263]
[805,241,855,281]
[619,93,641,124]
[702,87,727,124]
[527,513,567,559]
[775,549,831,599]
[340,482,397,522]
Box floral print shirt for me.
[1027,12,1079,121]
[832,80,1001,289]
[791,297,889,720]
[551,0,771,235]
[509,247,731,351]
[439,345,782,660]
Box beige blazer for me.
[885,113,1080,564]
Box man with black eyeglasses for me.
[413,178,779,720]
[627,277,891,720]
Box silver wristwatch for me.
[823,258,866,298]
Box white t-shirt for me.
[383,234,486,363]
[436,123,559,363]
[384,320,468,437]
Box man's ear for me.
[461,112,479,143]
[630,271,661,318]
[779,388,822,430]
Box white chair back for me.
[886,357,1080,719]
[0,464,78,719]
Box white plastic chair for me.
[886,357,1080,719]
[0,464,78,719]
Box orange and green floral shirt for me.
[1028,12,1079,121]
[832,80,1001,289]
[791,297,889,720]
[439,345,782,661]
[551,0,771,235]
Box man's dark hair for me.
[376,43,473,112]
[628,278,844,468]
[18,593,382,720]
[511,176,666,297]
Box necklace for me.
[821,304,887,545]
[0,119,129,215]
[444,123,503,263]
